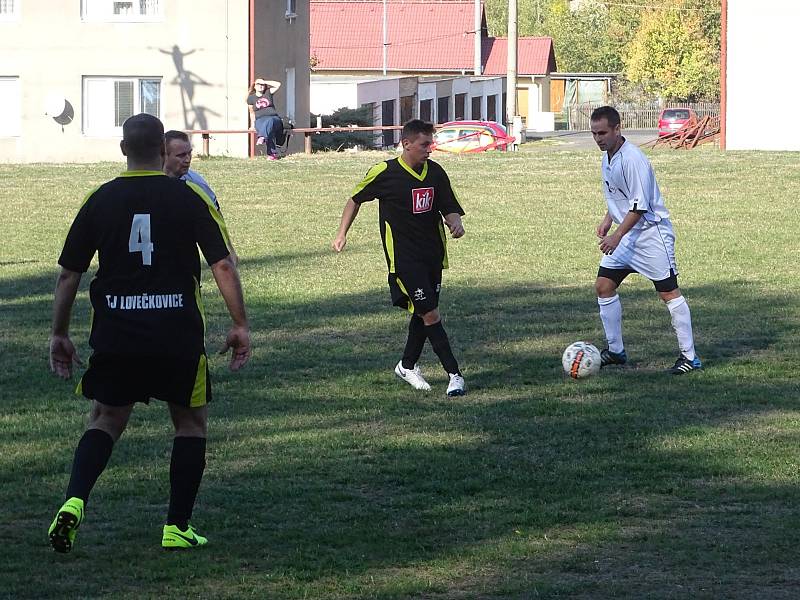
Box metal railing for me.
[567,102,720,131]
[184,125,405,157]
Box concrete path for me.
[523,129,659,151]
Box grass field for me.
[3,143,800,599]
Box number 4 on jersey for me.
[129,214,154,265]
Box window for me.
[82,0,162,22]
[400,95,414,124]
[83,77,161,136]
[419,99,432,122]
[285,67,296,121]
[381,99,395,148]
[487,94,497,122]
[0,0,19,20]
[0,77,21,136]
[437,97,449,124]
[471,96,482,120]
[455,93,466,121]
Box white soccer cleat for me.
[446,373,466,397]
[394,361,431,391]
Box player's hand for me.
[598,234,620,255]
[448,221,465,238]
[49,335,83,379]
[332,235,347,252]
[596,223,611,238]
[218,326,251,371]
[444,215,465,238]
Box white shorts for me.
[600,218,678,281]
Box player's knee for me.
[419,308,441,326]
[171,405,208,437]
[87,402,132,440]
[659,289,682,303]
[595,278,616,297]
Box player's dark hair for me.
[590,106,621,128]
[401,119,435,141]
[123,113,164,161]
[165,130,190,144]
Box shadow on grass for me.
[5,277,800,598]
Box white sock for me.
[666,296,696,360]
[598,295,624,353]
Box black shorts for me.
[389,267,442,315]
[77,352,211,407]
[598,266,679,293]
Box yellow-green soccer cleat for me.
[48,497,85,554]
[162,524,208,550]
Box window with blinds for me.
[0,77,21,136]
[0,0,18,20]
[84,77,161,136]
[82,0,161,21]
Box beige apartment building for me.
[0,0,310,163]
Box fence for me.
[567,102,720,131]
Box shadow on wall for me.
[158,44,221,130]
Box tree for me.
[483,0,720,100]
[623,0,719,101]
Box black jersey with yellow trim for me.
[351,157,464,272]
[58,171,231,357]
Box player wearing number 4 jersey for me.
[333,119,467,396]
[590,106,701,374]
[48,113,251,553]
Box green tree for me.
[623,0,719,100]
[546,0,624,72]
[484,0,719,99]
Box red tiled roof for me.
[310,1,556,75]
[482,37,556,76]
[311,1,480,72]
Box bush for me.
[310,107,375,152]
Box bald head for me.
[121,113,165,163]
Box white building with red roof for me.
[309,0,557,137]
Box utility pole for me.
[506,0,518,147]
[474,0,481,75]
[382,0,388,76]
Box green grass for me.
[3,144,800,599]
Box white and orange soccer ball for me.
[562,342,602,379]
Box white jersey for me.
[181,169,219,212]
[601,139,670,228]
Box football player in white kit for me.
[589,106,701,374]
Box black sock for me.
[167,437,206,530]
[65,428,115,503]
[401,315,427,369]
[425,321,460,375]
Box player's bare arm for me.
[332,198,361,252]
[599,210,644,255]
[443,212,465,238]
[50,267,84,379]
[210,255,251,371]
[596,212,613,238]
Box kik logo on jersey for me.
[412,187,434,214]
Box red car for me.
[657,108,698,137]
[431,120,514,153]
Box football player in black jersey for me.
[48,113,250,552]
[333,119,466,396]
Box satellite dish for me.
[44,94,67,118]
[44,94,74,126]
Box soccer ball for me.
[562,342,602,379]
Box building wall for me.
[0,1,249,162]
[310,82,360,115]
[254,0,310,155]
[726,0,800,151]
[0,0,310,163]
